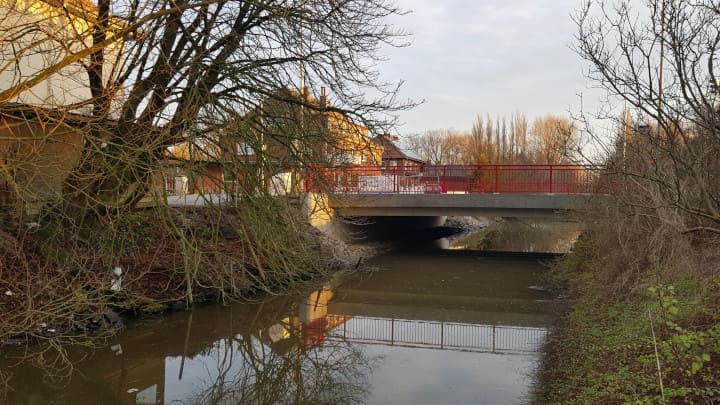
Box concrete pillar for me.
[301,192,335,228]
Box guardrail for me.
[305,164,605,194]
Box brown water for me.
[0,250,556,405]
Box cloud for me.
[380,0,602,133]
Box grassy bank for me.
[535,210,720,403]
[0,199,360,348]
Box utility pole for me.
[656,0,666,142]
[292,22,306,194]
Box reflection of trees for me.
[455,219,582,253]
[1,290,376,404]
[182,331,374,405]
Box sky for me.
[378,0,606,135]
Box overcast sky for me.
[379,0,606,135]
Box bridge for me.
[305,164,606,218]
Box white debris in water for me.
[110,344,123,355]
[127,388,139,394]
[26,222,39,229]
[47,328,56,333]
[110,278,122,291]
[39,323,47,328]
[4,290,12,296]
[110,266,123,291]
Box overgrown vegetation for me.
[536,197,720,403]
[0,0,407,347]
[0,198,347,347]
[536,1,720,402]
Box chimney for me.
[303,86,310,100]
[320,86,327,108]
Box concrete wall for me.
[0,114,84,211]
[301,192,335,228]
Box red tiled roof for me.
[374,135,425,164]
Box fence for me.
[305,164,604,195]
[324,315,547,354]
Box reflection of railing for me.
[306,164,606,194]
[324,315,547,354]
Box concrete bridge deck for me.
[328,192,597,217]
[306,164,606,218]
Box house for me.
[373,133,426,169]
[173,86,385,195]
[226,87,382,168]
[0,0,125,209]
[0,0,125,112]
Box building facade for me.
[0,0,125,209]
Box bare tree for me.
[0,0,411,222]
[0,0,415,346]
[458,111,550,165]
[530,115,578,164]
[575,0,720,234]
[407,128,469,164]
[512,112,529,161]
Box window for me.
[237,142,255,155]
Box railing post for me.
[442,165,447,193]
[440,321,444,349]
[393,166,398,193]
[344,168,349,193]
[390,318,395,345]
[494,165,499,193]
[549,165,553,193]
[492,324,496,353]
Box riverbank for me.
[2,240,556,404]
[0,202,384,347]
[534,216,720,403]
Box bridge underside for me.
[329,193,597,218]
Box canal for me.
[1,230,561,404]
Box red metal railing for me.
[305,164,605,194]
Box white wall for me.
[0,0,122,114]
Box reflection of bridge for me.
[320,315,546,354]
[306,164,606,217]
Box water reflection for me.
[325,315,546,354]
[451,218,582,253]
[1,293,375,405]
[1,251,555,405]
